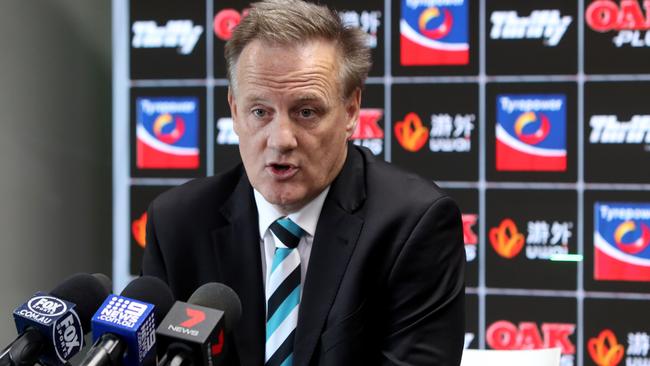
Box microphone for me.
[1,273,112,366]
[79,276,174,366]
[156,282,242,366]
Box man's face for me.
[228,39,360,213]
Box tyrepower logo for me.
[496,94,567,172]
[490,218,573,260]
[589,115,650,150]
[588,329,624,366]
[462,214,478,262]
[400,0,470,66]
[132,20,203,55]
[594,202,650,281]
[136,97,200,170]
[585,0,650,47]
[487,321,576,365]
[351,109,384,156]
[395,112,475,153]
[490,9,573,46]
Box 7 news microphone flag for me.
[79,276,175,366]
[1,273,112,366]
[157,282,242,366]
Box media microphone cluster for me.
[1,274,241,366]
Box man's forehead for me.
[237,89,328,104]
[237,38,340,73]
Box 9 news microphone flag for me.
[79,276,174,366]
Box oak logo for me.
[394,112,429,152]
[487,321,576,364]
[588,329,624,366]
[489,218,525,258]
[585,0,650,47]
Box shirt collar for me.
[254,186,330,238]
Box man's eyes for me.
[248,106,323,121]
[251,108,268,118]
[298,108,316,119]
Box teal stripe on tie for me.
[280,354,293,366]
[266,286,301,339]
[271,248,292,273]
[277,218,305,238]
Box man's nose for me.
[267,113,298,152]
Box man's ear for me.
[345,88,361,139]
[227,87,240,135]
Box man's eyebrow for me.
[242,94,269,104]
[296,94,325,102]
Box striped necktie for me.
[265,217,305,366]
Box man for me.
[143,0,465,365]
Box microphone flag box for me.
[91,295,156,366]
[156,302,225,364]
[13,292,84,366]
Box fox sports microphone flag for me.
[12,293,84,366]
[7,273,110,366]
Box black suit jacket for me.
[143,145,465,365]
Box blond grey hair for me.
[224,0,371,99]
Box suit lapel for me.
[294,145,366,366]
[211,173,265,366]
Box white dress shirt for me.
[253,187,330,293]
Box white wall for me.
[0,0,111,345]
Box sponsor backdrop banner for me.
[114,1,650,364]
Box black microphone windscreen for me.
[187,282,242,332]
[92,273,113,294]
[120,276,175,326]
[49,273,111,331]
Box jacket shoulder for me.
[357,147,449,210]
[150,164,245,221]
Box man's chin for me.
[261,189,307,214]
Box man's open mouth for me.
[272,164,291,171]
[267,163,298,178]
